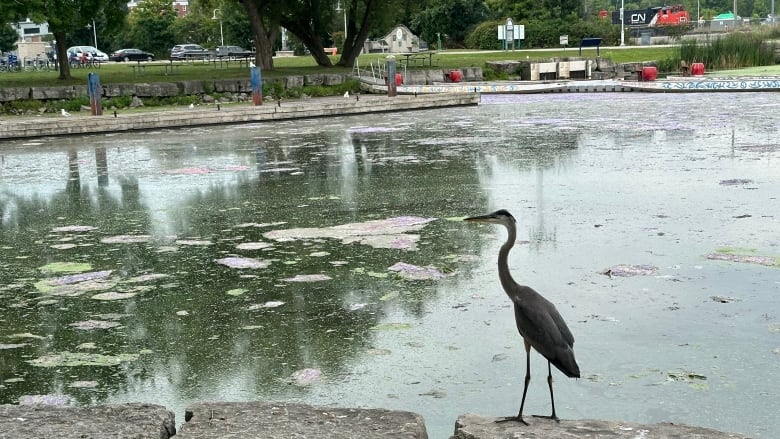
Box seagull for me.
[60,109,71,117]
[188,103,195,109]
[343,91,350,99]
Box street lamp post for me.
[212,9,224,46]
[86,20,98,49]
[335,1,347,39]
[620,0,625,46]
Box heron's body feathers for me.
[511,287,579,378]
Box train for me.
[600,5,691,35]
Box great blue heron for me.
[464,209,580,424]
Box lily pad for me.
[366,348,392,356]
[705,250,778,267]
[226,288,248,296]
[101,235,153,244]
[603,264,659,277]
[290,368,322,385]
[248,301,285,310]
[122,273,170,283]
[28,351,140,367]
[39,262,93,274]
[68,381,99,388]
[176,239,213,246]
[52,225,98,233]
[70,320,120,330]
[35,272,116,296]
[45,270,113,286]
[371,322,413,331]
[216,257,269,269]
[388,262,446,280]
[263,216,436,251]
[283,274,332,282]
[7,333,45,340]
[91,291,138,301]
[236,242,273,250]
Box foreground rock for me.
[0,403,176,439]
[177,401,427,438]
[451,413,748,439]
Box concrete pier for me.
[0,94,479,140]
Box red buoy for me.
[691,63,705,76]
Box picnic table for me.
[130,61,179,75]
[399,51,437,67]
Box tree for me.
[128,0,177,59]
[238,0,280,70]
[8,0,126,79]
[411,0,488,48]
[0,23,17,53]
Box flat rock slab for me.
[0,403,176,439]
[177,401,428,438]
[452,414,747,439]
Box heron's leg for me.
[496,339,531,425]
[532,361,560,422]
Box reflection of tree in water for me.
[473,129,580,251]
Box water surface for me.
[1,93,778,438]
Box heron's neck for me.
[497,224,517,292]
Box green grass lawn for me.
[1,47,678,87]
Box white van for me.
[67,46,109,62]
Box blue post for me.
[87,73,103,116]
[386,56,397,97]
[250,66,263,106]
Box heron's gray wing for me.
[510,288,579,377]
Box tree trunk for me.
[337,0,375,67]
[239,0,274,70]
[54,30,71,80]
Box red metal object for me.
[642,66,658,81]
[449,70,462,83]
[691,63,705,76]
[395,73,403,86]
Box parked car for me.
[67,46,109,62]
[110,48,154,62]
[216,45,255,58]
[170,44,212,60]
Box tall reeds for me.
[660,31,778,74]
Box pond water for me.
[1,93,778,438]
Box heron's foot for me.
[495,415,528,426]
[532,414,560,423]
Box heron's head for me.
[463,209,516,225]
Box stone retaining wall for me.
[0,94,481,140]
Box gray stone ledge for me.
[0,403,176,439]
[0,403,750,438]
[451,413,749,439]
[177,401,428,439]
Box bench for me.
[324,47,338,56]
[579,37,602,56]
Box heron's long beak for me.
[463,213,496,223]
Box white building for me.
[13,19,50,42]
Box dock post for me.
[251,66,263,106]
[87,73,103,116]
[386,56,397,97]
